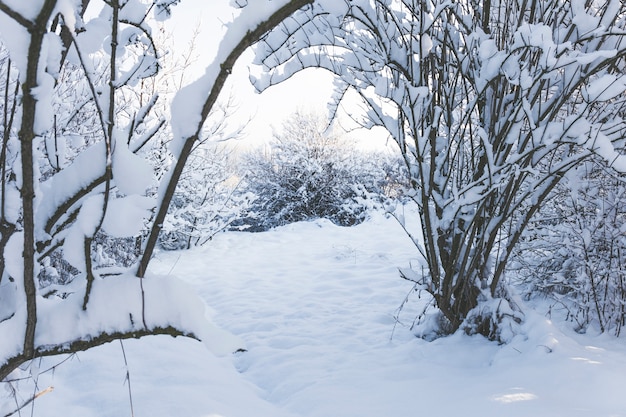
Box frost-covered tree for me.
[253,0,626,340]
[240,111,393,231]
[0,0,314,394]
[514,157,626,336]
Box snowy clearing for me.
[20,213,626,416]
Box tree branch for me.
[1,326,196,382]
[0,1,34,29]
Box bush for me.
[159,143,253,249]
[513,159,626,336]
[237,111,405,231]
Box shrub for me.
[238,111,404,231]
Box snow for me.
[582,74,626,102]
[571,2,600,34]
[2,182,21,227]
[118,0,149,23]
[54,0,78,33]
[75,17,111,56]
[13,213,626,416]
[62,195,104,271]
[0,0,44,20]
[112,137,154,195]
[169,74,215,153]
[101,195,155,238]
[33,272,242,356]
[575,49,617,65]
[3,232,24,284]
[0,9,32,80]
[477,39,505,91]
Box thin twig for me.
[119,340,135,417]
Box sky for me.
[166,1,335,137]
[164,0,390,150]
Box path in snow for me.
[153,216,421,416]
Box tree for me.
[0,0,313,391]
[253,0,626,340]
[240,110,392,231]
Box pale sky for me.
[164,0,390,150]
[165,0,341,146]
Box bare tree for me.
[253,0,626,340]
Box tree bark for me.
[1,326,194,381]
[17,0,59,362]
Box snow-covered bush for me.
[160,143,253,249]
[514,159,626,336]
[238,111,404,231]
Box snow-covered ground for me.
[16,213,626,416]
